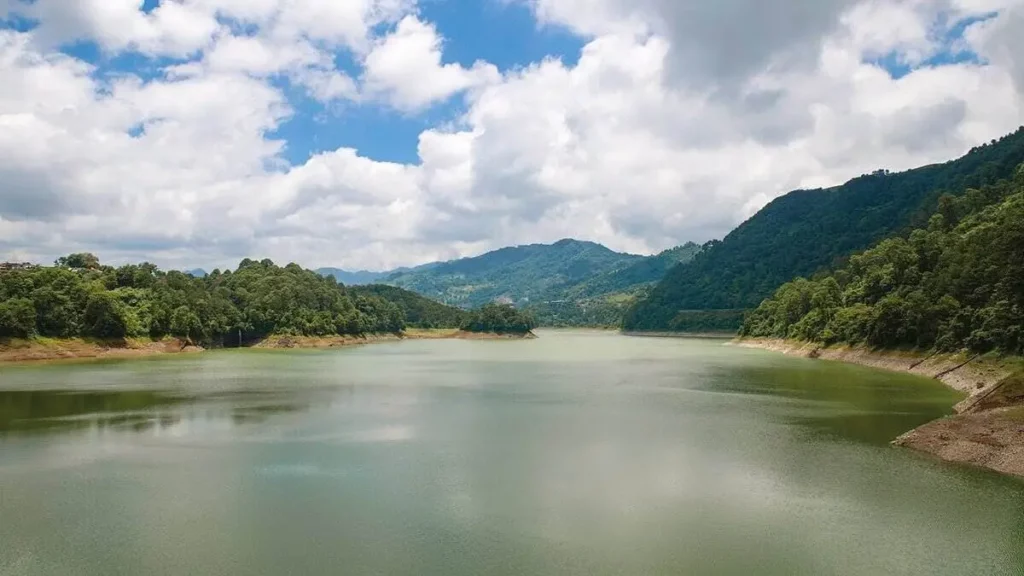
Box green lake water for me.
[1,331,1023,575]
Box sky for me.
[1,0,1024,272]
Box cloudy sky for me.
[1,0,1023,271]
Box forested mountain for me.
[316,268,387,286]
[528,243,703,327]
[0,256,479,345]
[563,243,702,301]
[742,165,1024,355]
[383,239,647,309]
[625,127,1024,332]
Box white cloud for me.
[362,16,500,111]
[14,0,220,56]
[1,1,1024,272]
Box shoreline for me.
[621,330,737,339]
[735,337,1024,479]
[0,337,204,364]
[0,330,537,364]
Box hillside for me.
[742,165,1024,354]
[625,126,1024,332]
[375,239,700,326]
[529,243,703,327]
[383,239,646,309]
[348,284,467,329]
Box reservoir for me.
[1,331,1022,575]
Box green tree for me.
[0,298,37,338]
[56,253,101,270]
[83,292,128,339]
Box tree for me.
[83,292,128,339]
[170,306,203,341]
[0,298,37,338]
[56,253,100,270]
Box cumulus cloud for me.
[1,0,1024,271]
[363,16,500,111]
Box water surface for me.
[1,331,1022,575]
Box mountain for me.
[564,242,702,300]
[624,126,1024,333]
[527,243,703,327]
[316,268,388,286]
[383,239,648,309]
[185,268,207,278]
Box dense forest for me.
[741,164,1024,355]
[0,256,523,345]
[625,127,1024,332]
[459,304,537,334]
[348,284,467,329]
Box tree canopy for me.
[0,257,485,344]
[459,304,536,334]
[741,164,1024,355]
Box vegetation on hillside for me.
[348,285,467,329]
[0,257,474,345]
[379,239,699,327]
[384,239,645,310]
[460,304,536,334]
[741,165,1024,355]
[625,127,1024,332]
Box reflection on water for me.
[0,388,315,436]
[0,389,186,434]
[0,333,1022,576]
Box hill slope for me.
[742,164,1024,355]
[348,284,467,329]
[625,126,1024,332]
[383,239,647,309]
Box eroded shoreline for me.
[0,330,537,364]
[734,337,1024,479]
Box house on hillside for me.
[0,262,37,272]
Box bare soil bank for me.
[735,338,1024,479]
[0,330,538,364]
[0,337,203,364]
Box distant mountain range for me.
[315,268,388,286]
[315,239,701,326]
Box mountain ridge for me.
[625,126,1024,332]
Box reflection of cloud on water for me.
[256,464,348,478]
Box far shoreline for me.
[620,330,736,339]
[0,330,538,365]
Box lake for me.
[1,331,1022,575]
